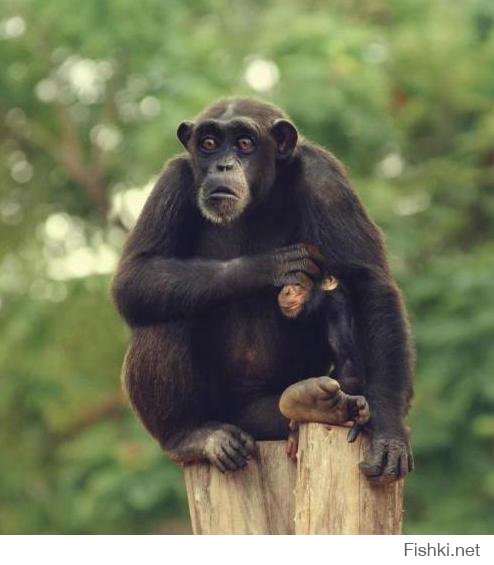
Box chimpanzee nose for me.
[216,161,234,172]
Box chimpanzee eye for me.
[199,137,218,152]
[236,137,255,153]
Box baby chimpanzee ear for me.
[177,121,195,149]
[270,119,298,159]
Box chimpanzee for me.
[112,97,414,483]
[277,274,365,397]
[276,275,370,455]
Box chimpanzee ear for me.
[177,121,195,149]
[270,119,298,159]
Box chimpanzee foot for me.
[279,376,370,458]
[203,424,257,473]
[279,376,370,426]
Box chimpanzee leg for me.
[233,395,290,440]
[123,322,256,472]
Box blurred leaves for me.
[0,0,493,533]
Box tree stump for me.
[294,423,404,534]
[183,423,404,534]
[184,440,296,534]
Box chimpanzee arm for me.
[298,146,414,481]
[321,289,365,396]
[112,156,322,327]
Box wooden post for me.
[183,423,404,534]
[294,423,404,534]
[184,441,297,534]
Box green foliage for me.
[1,0,493,533]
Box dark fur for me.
[300,282,365,396]
[112,97,414,479]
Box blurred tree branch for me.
[57,393,127,442]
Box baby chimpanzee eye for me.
[200,137,219,152]
[236,137,255,153]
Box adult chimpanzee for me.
[112,97,414,483]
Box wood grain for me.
[184,440,296,534]
[184,423,404,534]
[294,423,404,534]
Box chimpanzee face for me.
[177,115,297,225]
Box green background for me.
[1,0,493,534]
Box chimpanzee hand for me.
[257,243,325,287]
[203,424,257,473]
[359,426,414,483]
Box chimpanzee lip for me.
[208,186,240,199]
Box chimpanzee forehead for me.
[195,118,261,137]
[195,97,287,127]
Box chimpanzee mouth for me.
[208,186,240,200]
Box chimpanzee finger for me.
[351,396,370,425]
[347,422,362,443]
[304,243,327,269]
[368,472,399,485]
[277,243,327,269]
[359,440,387,477]
[236,429,257,456]
[216,451,238,471]
[282,267,311,284]
[359,461,385,477]
[408,450,415,472]
[380,448,400,481]
[285,260,321,282]
[286,419,299,460]
[278,243,306,255]
[282,243,325,268]
[221,445,247,468]
[398,453,409,479]
[228,438,250,459]
[212,455,228,473]
[288,419,299,432]
[286,435,298,461]
[274,244,310,264]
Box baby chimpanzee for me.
[277,275,370,457]
[278,274,365,395]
